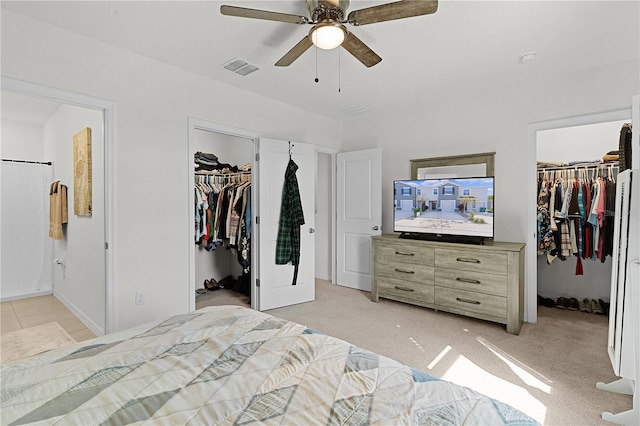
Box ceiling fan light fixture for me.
[310,22,346,50]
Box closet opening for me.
[527,110,632,323]
[188,118,258,311]
[536,120,628,312]
[189,125,255,311]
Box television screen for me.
[393,177,494,240]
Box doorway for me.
[526,109,631,323]
[1,77,115,334]
[190,125,255,310]
[187,118,258,312]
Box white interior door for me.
[256,138,315,310]
[336,148,382,291]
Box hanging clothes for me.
[618,123,632,172]
[194,172,251,251]
[536,164,618,272]
[275,158,305,286]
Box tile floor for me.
[1,295,96,343]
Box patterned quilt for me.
[1,306,538,425]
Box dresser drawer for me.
[377,243,435,266]
[435,268,507,297]
[377,260,434,284]
[378,277,434,303]
[435,248,507,275]
[435,287,506,319]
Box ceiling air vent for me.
[337,103,370,117]
[222,58,259,76]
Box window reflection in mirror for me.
[416,163,486,179]
[410,152,495,180]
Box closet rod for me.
[536,163,618,172]
[1,158,52,165]
[194,171,251,177]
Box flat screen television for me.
[393,177,494,243]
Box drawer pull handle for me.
[456,257,481,264]
[456,297,481,305]
[394,285,415,292]
[456,277,481,284]
[395,251,415,256]
[395,268,415,274]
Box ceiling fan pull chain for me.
[314,45,319,83]
[338,47,341,93]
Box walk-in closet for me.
[536,119,630,314]
[193,129,252,307]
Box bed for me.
[1,305,537,425]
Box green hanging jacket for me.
[275,159,305,285]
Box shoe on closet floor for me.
[556,297,568,309]
[537,295,556,307]
[579,298,592,313]
[543,297,555,307]
[590,299,604,315]
[566,298,580,311]
[205,278,220,291]
[599,299,610,316]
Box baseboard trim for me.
[53,290,104,336]
[1,289,53,302]
[315,274,332,282]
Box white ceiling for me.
[1,92,61,125]
[2,1,639,123]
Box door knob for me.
[372,226,380,231]
[308,228,315,233]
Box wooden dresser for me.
[371,234,525,334]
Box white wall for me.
[535,120,626,303]
[1,119,45,161]
[194,130,251,290]
[1,10,343,331]
[44,104,105,334]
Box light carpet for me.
[197,279,633,425]
[1,322,76,364]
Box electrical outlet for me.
[135,291,146,306]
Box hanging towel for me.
[275,159,305,285]
[49,181,68,240]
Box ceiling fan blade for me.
[341,32,382,68]
[275,36,314,66]
[220,5,309,24]
[348,0,438,26]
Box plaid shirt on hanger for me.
[275,159,305,284]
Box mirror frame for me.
[410,152,495,179]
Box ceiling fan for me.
[220,0,438,68]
